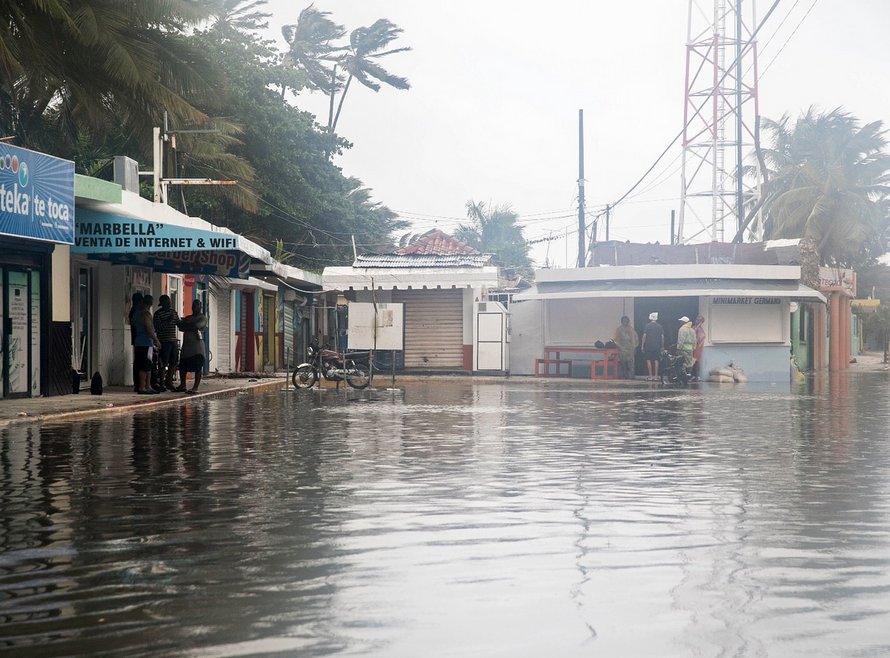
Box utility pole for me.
[144,113,237,204]
[577,109,586,268]
[605,204,611,242]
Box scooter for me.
[659,347,689,386]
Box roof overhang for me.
[322,266,500,291]
[249,261,322,289]
[72,195,277,279]
[514,278,826,303]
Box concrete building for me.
[511,263,825,383]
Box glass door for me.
[75,267,92,376]
[4,269,30,397]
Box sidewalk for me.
[0,373,293,429]
[3,353,887,429]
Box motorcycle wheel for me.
[292,365,318,389]
[345,360,371,390]
[678,367,689,386]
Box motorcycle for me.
[659,347,689,386]
[292,341,371,390]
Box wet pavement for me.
[0,374,293,429]
[2,362,890,656]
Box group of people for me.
[612,312,706,381]
[128,292,207,395]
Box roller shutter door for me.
[282,301,296,369]
[392,289,463,368]
[214,288,232,373]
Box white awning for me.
[322,265,500,291]
[513,279,826,303]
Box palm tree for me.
[208,0,271,38]
[281,4,345,93]
[455,201,533,277]
[327,19,410,135]
[760,107,890,266]
[0,0,219,153]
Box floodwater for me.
[2,374,890,657]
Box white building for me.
[512,264,825,382]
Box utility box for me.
[347,302,404,350]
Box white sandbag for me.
[710,367,734,378]
[707,373,735,383]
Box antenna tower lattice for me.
[678,0,762,244]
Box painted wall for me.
[546,298,631,345]
[52,246,70,322]
[699,345,792,384]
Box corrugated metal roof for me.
[354,253,491,268]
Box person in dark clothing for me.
[176,299,207,394]
[128,292,144,393]
[133,294,161,394]
[153,294,181,391]
[640,312,664,381]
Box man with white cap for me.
[677,315,696,370]
[640,312,664,380]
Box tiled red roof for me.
[397,229,479,255]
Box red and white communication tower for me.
[678,0,762,244]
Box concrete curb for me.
[0,379,286,429]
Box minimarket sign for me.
[73,209,250,278]
[0,143,74,244]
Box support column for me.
[840,295,851,368]
[828,292,840,372]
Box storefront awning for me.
[73,208,251,278]
[513,278,826,303]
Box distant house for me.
[323,229,503,370]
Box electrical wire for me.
[604,0,783,216]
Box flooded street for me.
[3,375,890,657]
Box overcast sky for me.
[264,0,890,268]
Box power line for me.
[604,0,783,217]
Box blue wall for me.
[700,344,791,383]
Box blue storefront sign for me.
[73,209,250,278]
[0,143,74,244]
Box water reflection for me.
[1,378,890,656]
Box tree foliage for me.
[760,107,890,268]
[455,201,533,278]
[281,7,411,136]
[1,0,410,270]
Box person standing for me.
[677,316,696,370]
[176,299,207,394]
[128,292,144,393]
[613,315,639,379]
[133,294,161,394]
[692,315,706,381]
[640,312,664,381]
[153,294,181,391]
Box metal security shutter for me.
[392,289,463,368]
[215,288,232,373]
[282,302,295,369]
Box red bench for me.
[534,346,618,380]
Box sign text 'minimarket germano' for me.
[712,297,781,305]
